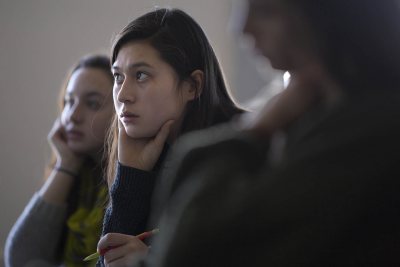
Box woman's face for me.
[241,0,317,70]
[61,68,114,156]
[112,41,194,139]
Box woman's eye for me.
[87,100,101,110]
[136,71,149,82]
[113,73,124,84]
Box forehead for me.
[66,68,112,95]
[114,41,165,67]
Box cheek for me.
[142,104,171,132]
[137,97,183,136]
[148,94,184,120]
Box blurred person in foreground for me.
[141,0,400,266]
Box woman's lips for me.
[66,130,84,140]
[121,112,139,124]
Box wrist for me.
[119,159,151,171]
[56,158,82,172]
[54,165,79,178]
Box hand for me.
[40,118,85,204]
[98,233,149,267]
[48,118,84,171]
[241,64,326,138]
[118,120,174,171]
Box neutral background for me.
[0,1,280,265]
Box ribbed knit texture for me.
[102,163,157,236]
[97,144,169,267]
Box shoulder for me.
[158,121,268,200]
[174,120,263,163]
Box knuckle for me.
[102,233,112,244]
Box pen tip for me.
[83,251,100,261]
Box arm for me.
[149,87,400,267]
[147,134,266,267]
[5,119,84,267]
[146,72,325,267]
[96,120,174,267]
[5,193,67,267]
[102,119,174,236]
[40,118,83,205]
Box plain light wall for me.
[0,1,275,265]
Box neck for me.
[167,123,180,144]
[89,149,104,165]
[167,111,187,144]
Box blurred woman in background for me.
[5,54,114,267]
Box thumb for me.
[48,118,62,140]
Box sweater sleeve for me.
[101,162,157,237]
[4,193,67,267]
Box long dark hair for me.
[106,8,244,184]
[286,0,400,92]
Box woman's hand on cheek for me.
[118,120,174,171]
[48,118,83,171]
[98,233,149,267]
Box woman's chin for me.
[125,128,158,139]
[68,146,89,157]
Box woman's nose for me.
[117,80,136,104]
[68,103,84,124]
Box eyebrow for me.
[65,91,104,98]
[85,92,104,98]
[112,62,153,71]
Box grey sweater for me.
[5,193,67,267]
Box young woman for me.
[5,55,114,267]
[138,0,400,266]
[96,8,244,266]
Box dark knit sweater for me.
[96,145,169,267]
[102,163,158,237]
[101,144,169,236]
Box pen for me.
[83,228,159,262]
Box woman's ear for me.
[183,70,204,101]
